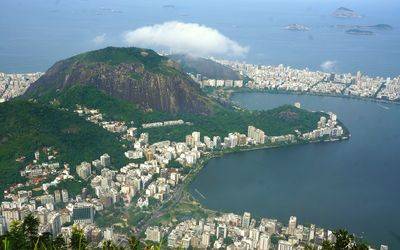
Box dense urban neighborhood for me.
[0,98,353,249]
[190,60,400,102]
[0,55,393,249]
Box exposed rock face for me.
[25,47,216,114]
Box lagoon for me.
[189,92,400,248]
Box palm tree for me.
[23,213,39,248]
[70,226,88,250]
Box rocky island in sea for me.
[335,24,393,31]
[346,29,374,35]
[332,7,362,18]
[284,24,310,31]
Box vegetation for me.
[0,214,66,250]
[320,229,369,250]
[144,105,324,143]
[44,85,324,144]
[72,47,179,75]
[44,85,172,124]
[0,100,127,198]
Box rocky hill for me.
[168,54,242,80]
[25,47,217,115]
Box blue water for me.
[189,92,400,248]
[1,0,399,76]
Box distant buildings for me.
[0,72,43,101]
[145,226,163,242]
[278,240,294,250]
[72,203,94,224]
[248,126,266,144]
[287,216,297,235]
[76,162,92,180]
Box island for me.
[335,24,393,31]
[346,29,374,35]
[332,7,362,18]
[284,24,310,32]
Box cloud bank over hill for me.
[123,21,249,57]
[93,34,106,45]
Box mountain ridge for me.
[25,47,218,115]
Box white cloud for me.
[93,33,106,45]
[320,60,337,72]
[123,21,249,57]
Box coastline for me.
[141,89,352,230]
[224,87,400,107]
[145,132,350,229]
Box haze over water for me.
[1,0,400,76]
[190,93,400,249]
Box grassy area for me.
[149,191,217,228]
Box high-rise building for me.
[258,233,270,250]
[213,136,221,149]
[2,210,20,231]
[204,136,213,149]
[40,194,55,205]
[0,216,6,236]
[100,154,111,167]
[146,226,163,242]
[192,132,201,145]
[201,232,210,248]
[249,228,260,245]
[356,71,362,83]
[186,135,194,148]
[139,133,149,144]
[216,224,227,239]
[287,216,297,235]
[76,162,92,180]
[309,224,315,241]
[242,212,251,228]
[48,212,61,236]
[54,190,62,203]
[248,126,266,144]
[278,240,293,250]
[72,203,94,224]
[61,189,69,203]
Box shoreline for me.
[225,87,400,107]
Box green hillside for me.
[43,85,324,143]
[0,100,127,197]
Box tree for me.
[7,220,28,250]
[128,235,140,250]
[322,230,369,250]
[70,226,88,250]
[102,240,118,250]
[53,235,67,250]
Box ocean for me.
[1,0,399,76]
